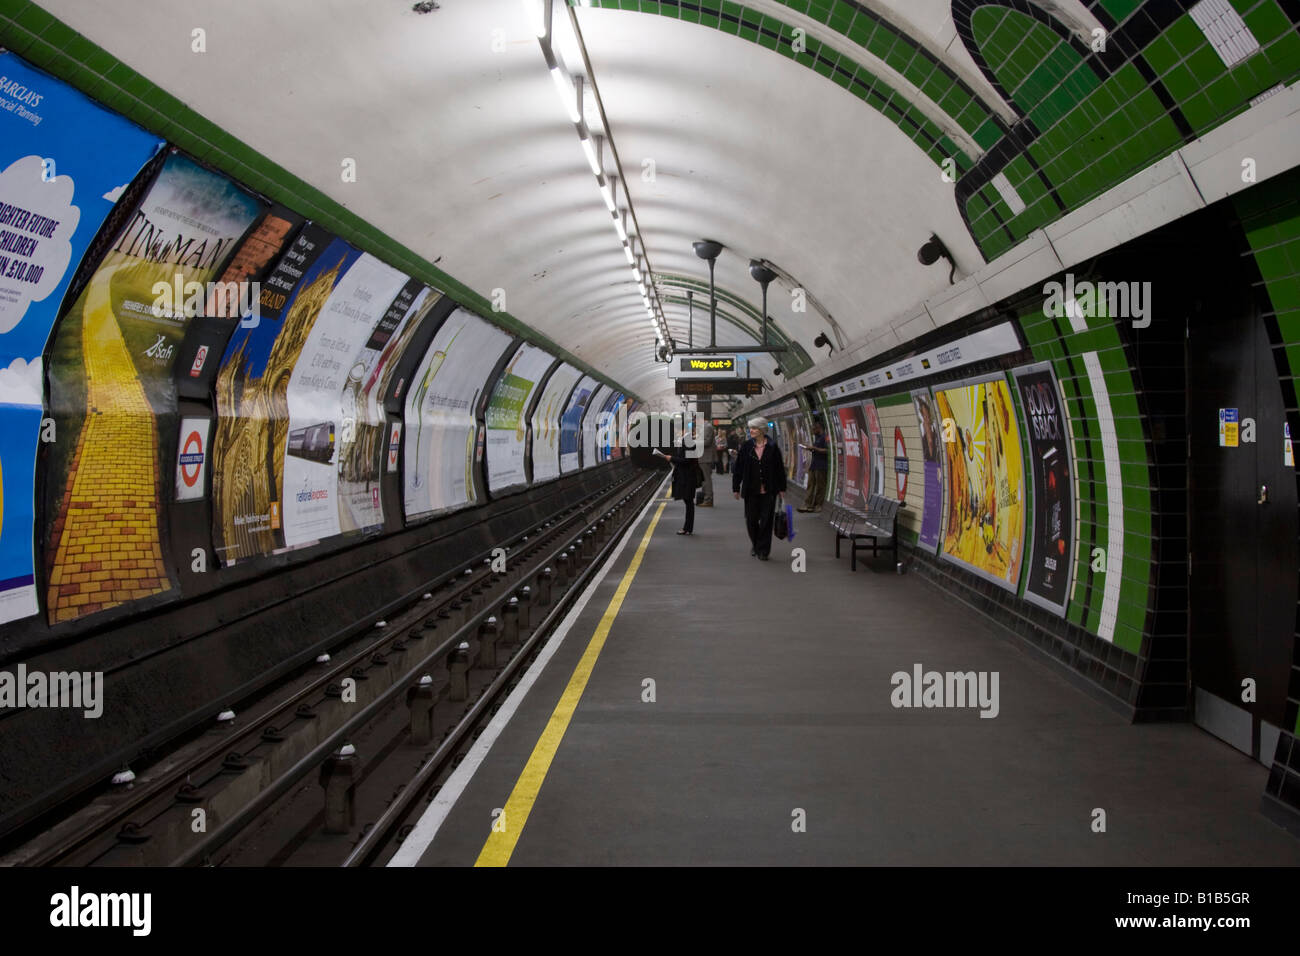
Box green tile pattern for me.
[966,0,1300,261]
[1017,298,1151,653]
[0,0,635,398]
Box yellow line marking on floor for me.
[474,500,667,867]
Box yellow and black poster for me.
[933,375,1025,592]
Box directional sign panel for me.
[668,355,739,379]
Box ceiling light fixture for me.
[532,0,670,353]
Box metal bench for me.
[831,494,903,571]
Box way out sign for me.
[175,418,211,501]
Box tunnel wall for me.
[0,39,634,659]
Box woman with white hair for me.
[732,417,787,560]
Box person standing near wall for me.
[798,419,828,513]
[732,418,787,560]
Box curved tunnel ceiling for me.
[38,0,1112,402]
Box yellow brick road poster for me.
[933,375,1025,592]
[44,153,261,623]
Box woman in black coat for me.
[731,418,787,559]
[652,446,701,534]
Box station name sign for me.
[676,378,762,396]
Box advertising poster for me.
[281,252,409,548]
[606,394,626,460]
[45,151,261,623]
[863,400,885,500]
[582,385,612,469]
[212,224,351,564]
[1013,363,1074,615]
[0,53,162,626]
[179,206,305,400]
[343,280,440,528]
[595,390,624,463]
[834,402,870,512]
[790,413,812,488]
[486,343,553,492]
[530,363,580,483]
[934,375,1025,591]
[560,375,597,473]
[829,408,846,507]
[911,388,944,552]
[403,307,513,519]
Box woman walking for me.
[732,418,787,559]
[653,446,702,534]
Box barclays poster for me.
[0,53,162,626]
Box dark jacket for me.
[732,437,787,499]
[667,449,703,501]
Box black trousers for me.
[681,495,695,532]
[744,493,777,556]
[805,469,827,509]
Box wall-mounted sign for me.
[175,418,211,502]
[822,322,1021,401]
[676,378,762,396]
[1219,408,1238,447]
[670,355,739,379]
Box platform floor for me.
[395,472,1300,866]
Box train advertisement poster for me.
[0,52,162,626]
[559,375,597,473]
[486,343,553,492]
[211,224,349,564]
[933,375,1026,592]
[833,402,870,512]
[863,400,885,500]
[281,252,409,548]
[582,385,612,469]
[45,151,262,623]
[530,363,581,483]
[403,308,513,519]
[911,388,944,552]
[1013,363,1074,615]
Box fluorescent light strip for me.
[580,133,601,175]
[614,215,627,242]
[599,177,616,212]
[551,68,580,123]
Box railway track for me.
[5,469,665,867]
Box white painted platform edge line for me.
[388,473,669,867]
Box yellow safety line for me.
[474,500,667,866]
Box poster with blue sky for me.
[0,52,162,626]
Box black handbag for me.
[773,501,789,540]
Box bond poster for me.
[1013,363,1074,615]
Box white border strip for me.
[1081,352,1124,642]
[387,476,668,866]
